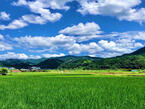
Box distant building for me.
[11,69,21,73]
[31,67,40,70]
[20,69,29,72]
[30,67,41,72]
[8,67,15,70]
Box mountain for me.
[0,58,47,68]
[0,47,145,69]
[37,59,64,69]
[59,47,145,69]
[0,56,99,69]
[36,56,100,69]
[59,58,100,69]
[1,59,31,69]
[130,47,145,56]
[23,58,47,65]
[51,55,100,61]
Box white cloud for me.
[42,53,65,58]
[133,32,145,40]
[92,31,145,57]
[0,34,4,40]
[134,42,144,48]
[59,22,102,36]
[0,19,28,30]
[2,0,144,30]
[0,42,13,51]
[0,0,63,30]
[0,12,10,20]
[12,0,27,6]
[116,39,143,48]
[77,0,145,23]
[98,39,143,55]
[0,52,43,60]
[68,42,104,55]
[14,0,145,23]
[6,0,145,30]
[0,52,28,60]
[59,22,104,42]
[26,1,62,22]
[108,31,145,40]
[101,52,123,58]
[13,29,145,57]
[75,35,103,42]
[118,8,145,23]
[14,34,75,49]
[22,15,48,24]
[29,55,41,59]
[14,34,104,56]
[47,0,72,10]
[13,0,72,10]
[98,40,127,53]
[13,0,62,23]
[0,35,13,51]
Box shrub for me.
[0,68,9,75]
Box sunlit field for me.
[0,71,145,109]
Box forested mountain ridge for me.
[0,47,145,69]
[130,47,145,56]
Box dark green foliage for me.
[2,59,31,69]
[0,47,145,69]
[51,55,100,61]
[59,47,145,69]
[0,68,8,75]
[60,59,94,69]
[0,56,100,69]
[37,59,64,69]
[23,58,47,65]
[89,55,145,69]
[130,47,145,56]
[59,55,145,69]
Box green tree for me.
[0,68,9,75]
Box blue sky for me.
[0,0,145,59]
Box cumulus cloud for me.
[75,35,103,42]
[13,0,72,10]
[98,39,143,55]
[0,52,66,60]
[14,34,75,49]
[0,43,13,51]
[59,22,102,35]
[14,34,104,56]
[0,52,43,60]
[0,0,63,30]
[0,52,28,60]
[13,29,145,57]
[0,12,10,20]
[77,0,145,23]
[1,0,144,30]
[0,19,28,30]
[0,34,4,39]
[99,40,131,53]
[0,35,13,51]
[109,31,145,41]
[68,42,104,55]
[42,53,65,58]
[21,15,48,24]
[13,0,62,23]
[29,55,41,59]
[59,22,104,42]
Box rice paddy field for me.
[0,70,145,109]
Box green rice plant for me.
[0,73,144,109]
